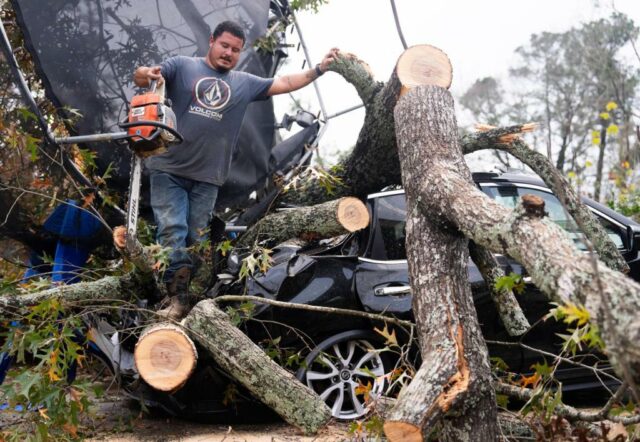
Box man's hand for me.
[133,65,164,88]
[318,47,339,74]
[267,47,340,96]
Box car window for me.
[367,194,407,260]
[481,185,625,251]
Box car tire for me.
[296,330,391,420]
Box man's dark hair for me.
[212,20,246,45]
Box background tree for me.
[461,13,640,202]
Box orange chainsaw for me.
[54,80,183,251]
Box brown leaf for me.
[606,422,628,441]
[519,372,540,388]
[62,423,78,438]
[31,177,53,189]
[113,226,126,249]
[82,192,96,208]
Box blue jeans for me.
[149,170,219,283]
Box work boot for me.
[157,267,191,321]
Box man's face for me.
[207,31,243,71]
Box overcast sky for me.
[272,0,640,166]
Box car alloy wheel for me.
[297,330,388,420]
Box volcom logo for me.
[194,77,231,110]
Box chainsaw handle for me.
[118,120,184,143]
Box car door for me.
[354,191,490,318]
[355,191,412,317]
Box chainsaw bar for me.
[125,154,143,252]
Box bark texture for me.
[236,197,368,248]
[0,273,147,315]
[183,299,332,434]
[423,117,640,386]
[468,241,530,336]
[462,126,628,273]
[384,86,497,441]
[113,225,157,275]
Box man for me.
[133,20,338,319]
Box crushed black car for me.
[92,171,640,421]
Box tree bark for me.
[384,86,497,441]
[0,273,147,315]
[236,197,369,248]
[468,242,530,336]
[462,125,629,273]
[183,299,332,434]
[113,225,157,275]
[281,46,452,206]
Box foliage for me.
[259,336,306,371]
[607,159,640,220]
[238,247,273,280]
[289,0,329,13]
[460,13,640,194]
[225,301,256,327]
[548,302,605,354]
[0,299,98,441]
[283,164,345,196]
[494,272,526,295]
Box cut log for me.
[281,45,452,206]
[183,299,331,434]
[384,84,497,441]
[113,225,157,275]
[236,196,369,248]
[390,44,453,94]
[134,323,198,393]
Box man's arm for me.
[267,48,339,97]
[133,65,164,88]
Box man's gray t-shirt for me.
[146,56,273,185]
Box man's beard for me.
[216,58,233,73]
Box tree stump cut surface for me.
[134,324,198,392]
[396,45,453,93]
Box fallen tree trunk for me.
[183,299,332,434]
[236,197,368,248]
[384,84,497,441]
[0,273,147,315]
[399,85,640,391]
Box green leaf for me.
[215,240,233,257]
[16,107,38,123]
[26,134,41,162]
[496,394,509,408]
[494,272,525,294]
